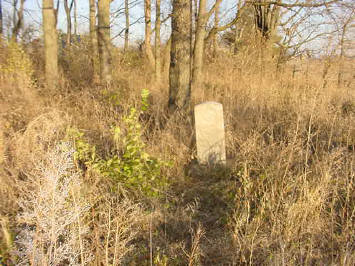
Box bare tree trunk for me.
[191,0,206,89]
[98,0,112,84]
[233,24,238,54]
[63,0,72,46]
[155,0,161,83]
[169,0,191,112]
[0,0,3,35]
[73,0,77,37]
[12,0,17,33]
[144,0,155,66]
[43,0,59,89]
[234,26,244,54]
[322,58,332,89]
[124,0,129,51]
[89,0,99,82]
[193,0,198,24]
[189,0,193,81]
[54,0,59,26]
[337,11,353,88]
[163,37,171,75]
[212,0,221,55]
[190,0,197,56]
[253,1,280,41]
[337,30,345,88]
[233,0,244,54]
[12,0,25,42]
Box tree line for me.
[2,0,353,112]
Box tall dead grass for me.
[0,39,354,264]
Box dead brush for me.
[11,110,70,172]
[0,33,354,265]
[178,50,355,264]
[0,42,42,134]
[183,223,205,266]
[7,116,144,264]
[87,195,142,265]
[14,142,92,265]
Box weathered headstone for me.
[194,102,226,165]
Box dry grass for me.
[0,39,354,265]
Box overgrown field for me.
[0,40,354,265]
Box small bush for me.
[69,90,170,198]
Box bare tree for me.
[234,0,247,54]
[163,36,171,75]
[332,2,355,87]
[268,0,344,71]
[0,0,2,35]
[124,0,129,51]
[73,0,77,36]
[98,0,112,84]
[155,0,161,83]
[12,0,25,41]
[89,0,99,82]
[12,0,17,33]
[205,1,244,44]
[144,0,155,66]
[169,0,191,112]
[192,0,222,89]
[54,0,60,26]
[191,0,207,89]
[252,0,280,41]
[43,0,59,89]
[212,0,221,54]
[63,0,73,46]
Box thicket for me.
[0,39,354,265]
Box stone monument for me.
[194,102,226,165]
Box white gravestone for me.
[194,102,226,165]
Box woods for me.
[4,0,352,107]
[0,0,354,264]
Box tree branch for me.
[205,3,247,43]
[246,0,339,8]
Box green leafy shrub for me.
[68,89,170,198]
